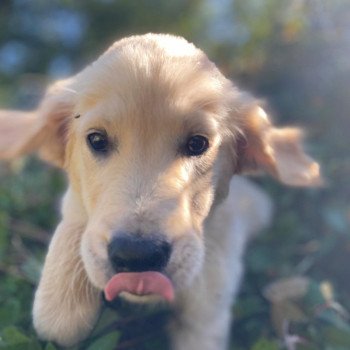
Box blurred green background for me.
[0,0,349,349]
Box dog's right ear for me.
[0,79,75,167]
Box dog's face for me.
[66,36,236,299]
[0,34,321,304]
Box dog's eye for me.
[87,132,109,153]
[184,135,209,157]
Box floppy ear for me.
[236,104,322,187]
[0,79,75,167]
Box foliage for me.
[0,0,349,349]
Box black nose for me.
[108,234,171,273]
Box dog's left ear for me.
[235,104,322,186]
[0,79,75,167]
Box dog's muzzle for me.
[104,233,174,302]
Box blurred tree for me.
[0,0,204,108]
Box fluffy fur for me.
[0,33,321,349]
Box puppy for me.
[0,33,321,349]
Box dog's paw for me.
[33,284,101,346]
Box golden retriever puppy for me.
[0,34,321,349]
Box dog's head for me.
[0,34,321,303]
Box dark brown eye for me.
[87,132,109,153]
[185,135,209,157]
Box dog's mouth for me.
[104,271,175,303]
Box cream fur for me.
[0,33,321,349]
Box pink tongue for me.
[104,271,174,303]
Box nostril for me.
[108,234,171,273]
[112,257,129,270]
